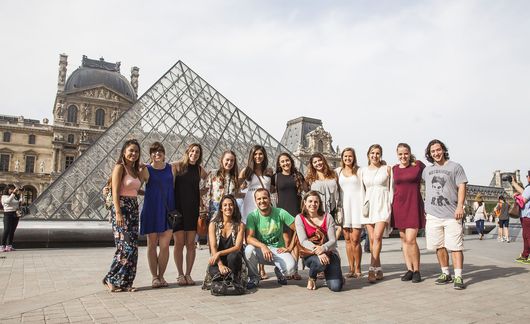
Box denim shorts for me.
[499,219,510,228]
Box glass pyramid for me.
[29,61,298,220]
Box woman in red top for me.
[391,143,425,283]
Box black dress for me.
[174,163,200,231]
[272,173,302,216]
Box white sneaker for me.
[505,238,510,243]
[497,237,503,242]
[0,245,5,252]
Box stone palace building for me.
[0,54,138,207]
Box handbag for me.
[362,200,370,218]
[197,204,209,236]
[297,216,328,258]
[508,203,520,219]
[167,209,183,228]
[210,272,246,296]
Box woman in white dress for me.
[336,148,363,278]
[360,144,392,283]
[238,145,273,279]
[239,145,273,222]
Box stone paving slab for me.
[0,235,528,323]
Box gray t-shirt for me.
[422,160,468,219]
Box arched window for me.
[95,109,105,126]
[3,132,11,142]
[28,134,36,144]
[67,134,75,144]
[67,105,78,123]
[21,185,37,205]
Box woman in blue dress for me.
[140,142,175,288]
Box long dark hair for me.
[117,139,141,177]
[2,184,15,195]
[306,153,335,185]
[275,152,304,194]
[300,190,325,217]
[425,139,449,163]
[211,194,242,224]
[242,145,268,181]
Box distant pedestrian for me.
[494,196,511,242]
[1,184,21,252]
[473,195,487,240]
[422,139,468,290]
[510,172,530,264]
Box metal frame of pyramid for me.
[29,61,299,221]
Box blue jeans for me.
[304,253,343,292]
[475,219,485,235]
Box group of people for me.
[102,137,530,294]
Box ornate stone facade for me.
[0,54,138,208]
[280,117,340,169]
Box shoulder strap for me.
[257,174,265,189]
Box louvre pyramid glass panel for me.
[29,61,300,220]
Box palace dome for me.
[64,56,136,101]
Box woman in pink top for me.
[103,139,147,292]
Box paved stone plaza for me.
[0,235,528,323]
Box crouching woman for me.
[296,190,343,291]
[203,194,246,291]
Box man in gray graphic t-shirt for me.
[422,139,468,290]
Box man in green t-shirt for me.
[245,188,296,288]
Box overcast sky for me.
[1,0,528,185]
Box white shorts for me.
[425,214,464,251]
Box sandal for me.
[345,272,355,278]
[159,277,169,287]
[152,277,162,289]
[353,272,363,279]
[177,274,187,286]
[185,274,195,286]
[125,287,137,292]
[307,278,317,290]
[102,278,121,292]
